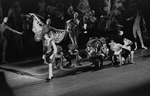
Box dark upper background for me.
[1,0,150,62]
[1,0,150,28]
[1,0,150,15]
[1,0,150,24]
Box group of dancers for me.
[0,0,149,82]
[41,10,148,82]
[41,17,82,82]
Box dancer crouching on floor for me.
[109,30,135,65]
[122,38,135,64]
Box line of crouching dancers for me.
[42,30,135,82]
[85,30,135,69]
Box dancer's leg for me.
[48,64,53,79]
[137,29,147,49]
[69,34,75,45]
[2,39,7,63]
[133,28,138,50]
[130,51,135,63]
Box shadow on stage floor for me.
[0,48,150,80]
[0,58,115,79]
[58,81,150,96]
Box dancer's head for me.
[74,12,78,19]
[123,38,132,46]
[3,17,8,23]
[118,30,124,36]
[46,18,51,26]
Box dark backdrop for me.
[1,0,150,63]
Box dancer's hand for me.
[50,55,54,59]
[126,17,133,21]
[42,55,45,60]
[20,31,25,35]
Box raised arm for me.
[142,15,146,25]
[6,26,22,35]
[50,26,67,32]
[126,12,137,21]
[126,15,134,21]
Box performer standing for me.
[43,33,57,82]
[0,17,22,64]
[66,12,80,46]
[127,10,147,50]
[42,18,57,82]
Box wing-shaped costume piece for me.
[30,13,68,43]
[50,27,68,44]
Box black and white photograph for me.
[0,0,150,96]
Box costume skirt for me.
[45,51,55,64]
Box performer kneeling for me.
[109,38,135,65]
[86,37,104,69]
[122,38,135,64]
[109,40,123,65]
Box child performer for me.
[42,32,57,82]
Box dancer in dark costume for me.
[0,17,23,64]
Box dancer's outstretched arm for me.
[126,15,134,21]
[6,26,23,35]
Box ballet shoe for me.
[46,77,52,82]
[134,47,137,51]
[129,61,135,64]
[2,61,8,64]
[141,46,147,49]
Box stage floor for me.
[1,48,150,96]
